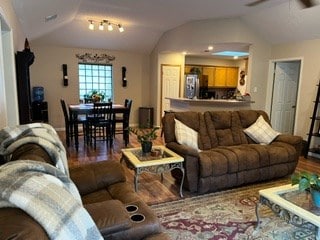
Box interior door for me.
[161,64,181,115]
[271,61,300,134]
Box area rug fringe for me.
[151,178,317,240]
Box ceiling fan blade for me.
[299,0,316,8]
[246,0,269,7]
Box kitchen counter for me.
[166,97,254,112]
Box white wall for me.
[30,44,150,128]
[0,0,25,50]
[271,39,320,139]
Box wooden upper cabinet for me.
[214,67,227,87]
[184,65,239,88]
[214,67,238,87]
[185,65,202,75]
[185,66,193,75]
[202,67,215,86]
[226,67,238,87]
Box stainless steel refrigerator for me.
[185,74,199,99]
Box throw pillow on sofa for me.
[174,118,199,151]
[243,115,280,144]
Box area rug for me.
[151,178,316,240]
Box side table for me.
[121,145,185,197]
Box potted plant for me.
[291,172,320,207]
[129,126,160,153]
[84,90,106,103]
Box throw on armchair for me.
[0,123,168,240]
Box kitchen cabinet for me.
[226,67,238,87]
[202,67,215,86]
[185,65,202,75]
[214,67,227,87]
[185,65,239,88]
[185,66,193,74]
[214,67,238,87]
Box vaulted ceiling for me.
[12,0,320,54]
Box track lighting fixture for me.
[88,19,124,33]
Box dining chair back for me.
[60,99,87,147]
[60,99,71,146]
[114,99,132,146]
[87,102,113,149]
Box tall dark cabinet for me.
[15,44,35,124]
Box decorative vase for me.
[311,189,320,207]
[141,141,152,154]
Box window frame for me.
[78,63,113,101]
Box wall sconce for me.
[88,19,124,33]
[122,66,127,87]
[62,64,68,86]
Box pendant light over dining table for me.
[88,19,124,33]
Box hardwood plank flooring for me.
[60,130,320,205]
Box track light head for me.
[107,23,113,31]
[88,20,94,30]
[118,24,124,32]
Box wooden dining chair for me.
[114,99,132,146]
[60,99,87,147]
[87,102,113,150]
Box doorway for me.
[270,60,301,134]
[160,64,181,116]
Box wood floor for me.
[60,129,320,205]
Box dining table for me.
[68,103,128,151]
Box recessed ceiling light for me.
[212,51,249,57]
[208,46,214,51]
[182,51,187,55]
[45,14,57,22]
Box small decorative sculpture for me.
[239,70,246,86]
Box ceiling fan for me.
[246,0,316,8]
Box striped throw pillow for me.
[244,115,280,144]
[174,119,199,151]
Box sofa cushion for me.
[204,111,248,147]
[174,118,199,151]
[244,115,280,144]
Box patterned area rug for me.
[151,178,316,240]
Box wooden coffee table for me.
[121,145,185,197]
[256,184,319,239]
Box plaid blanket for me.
[0,160,103,240]
[0,123,69,176]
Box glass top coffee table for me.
[121,145,185,197]
[256,184,318,239]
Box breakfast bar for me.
[166,97,254,112]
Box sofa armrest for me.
[70,160,126,196]
[166,142,199,157]
[85,200,131,236]
[274,134,303,155]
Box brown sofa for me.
[0,143,168,240]
[163,110,303,194]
